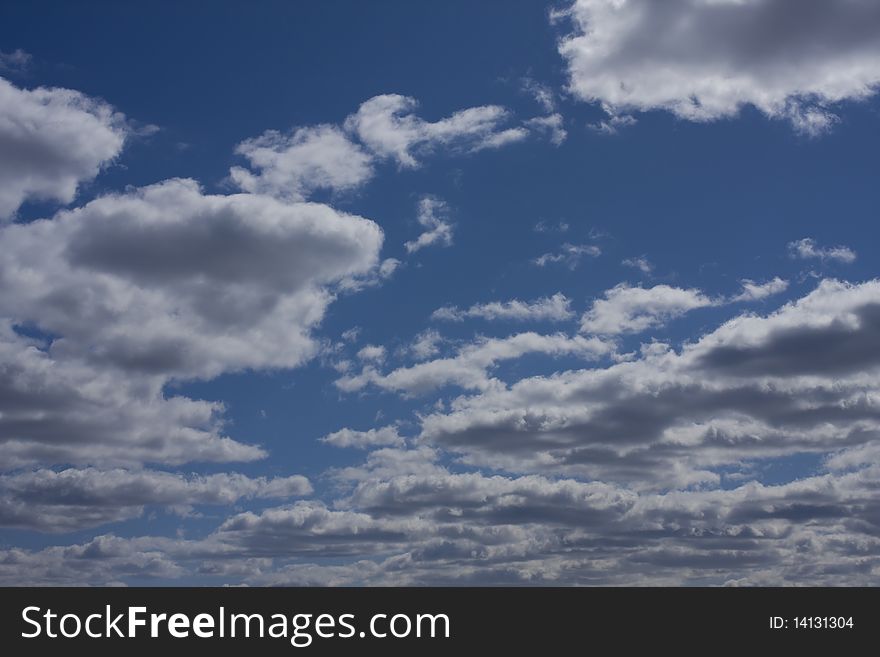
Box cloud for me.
[0,178,382,380]
[533,220,569,233]
[521,77,557,113]
[407,329,445,361]
[580,283,714,334]
[229,94,543,201]
[404,195,454,253]
[589,114,637,135]
[525,114,568,145]
[320,426,406,449]
[788,237,857,263]
[418,279,880,490]
[356,344,387,363]
[336,332,612,395]
[0,178,383,469]
[559,0,880,134]
[621,256,653,274]
[731,277,789,302]
[6,459,880,584]
[0,49,31,73]
[213,501,424,557]
[0,468,311,532]
[432,293,574,323]
[533,243,601,268]
[345,94,527,167]
[0,323,263,468]
[0,77,128,218]
[230,124,374,200]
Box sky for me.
[0,0,879,585]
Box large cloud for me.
[558,0,880,133]
[0,324,261,468]
[0,178,383,380]
[0,77,127,219]
[0,177,384,472]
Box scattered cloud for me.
[321,426,406,449]
[357,344,387,363]
[580,283,714,334]
[0,49,32,74]
[404,195,454,253]
[432,293,574,323]
[336,332,612,395]
[345,94,527,168]
[788,237,857,263]
[621,256,653,274]
[533,243,601,268]
[525,114,568,145]
[732,277,789,302]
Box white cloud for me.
[357,344,386,363]
[589,114,637,135]
[525,113,568,145]
[732,277,789,302]
[0,468,312,532]
[0,76,128,218]
[419,279,880,489]
[230,124,373,200]
[533,243,601,268]
[521,77,557,112]
[621,256,653,274]
[559,0,880,134]
[0,178,384,469]
[320,426,405,449]
[432,293,574,323]
[0,178,382,380]
[336,332,613,395]
[0,323,262,468]
[345,94,528,167]
[788,237,857,263]
[407,329,444,361]
[404,195,454,253]
[580,283,713,334]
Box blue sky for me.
[1,0,879,585]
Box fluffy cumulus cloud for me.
[558,0,880,134]
[229,125,374,201]
[0,178,382,380]
[0,77,128,218]
[0,324,261,468]
[432,293,574,323]
[580,283,714,334]
[0,178,381,490]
